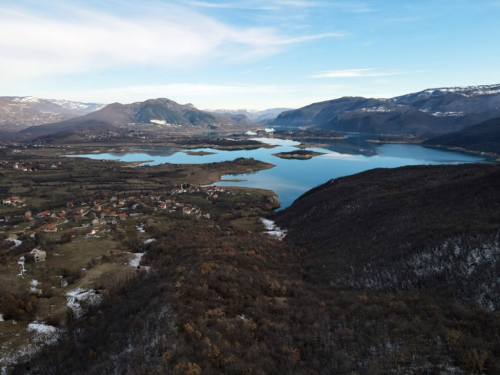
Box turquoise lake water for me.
[70,136,495,208]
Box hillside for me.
[83,98,245,128]
[272,84,500,136]
[275,163,500,308]
[0,96,104,131]
[20,119,122,141]
[423,116,500,155]
[211,108,292,124]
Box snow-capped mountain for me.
[0,96,105,131]
[272,83,500,136]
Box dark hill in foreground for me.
[276,163,500,308]
[423,116,500,155]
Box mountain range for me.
[20,98,252,140]
[210,108,292,124]
[0,96,104,131]
[272,84,500,136]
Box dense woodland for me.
[276,164,500,308]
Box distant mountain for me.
[276,163,500,308]
[79,98,245,128]
[20,98,249,140]
[211,108,292,123]
[423,116,500,155]
[272,84,500,136]
[0,96,105,131]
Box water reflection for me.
[68,136,496,209]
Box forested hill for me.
[275,163,500,308]
[423,116,500,155]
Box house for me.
[93,204,101,211]
[30,249,46,262]
[58,212,66,218]
[67,202,74,207]
[74,214,83,221]
[159,202,167,209]
[86,228,96,235]
[11,197,19,203]
[45,225,57,233]
[118,213,127,220]
[2,198,11,205]
[91,218,100,226]
[25,210,32,217]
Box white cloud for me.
[0,2,342,82]
[309,68,429,78]
[44,82,349,110]
[184,0,321,9]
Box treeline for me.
[13,220,500,374]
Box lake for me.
[70,136,496,208]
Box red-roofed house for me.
[45,225,57,233]
[118,213,127,220]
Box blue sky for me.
[1,0,500,109]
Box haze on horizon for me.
[1,0,500,110]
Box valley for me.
[1,84,500,374]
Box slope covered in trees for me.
[276,163,500,309]
[423,116,500,155]
[14,202,500,374]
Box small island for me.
[184,150,216,156]
[272,149,326,159]
[295,143,330,149]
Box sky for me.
[1,0,500,110]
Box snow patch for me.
[144,238,156,244]
[0,314,4,322]
[7,239,22,247]
[66,288,101,318]
[129,253,145,267]
[261,219,287,240]
[17,256,26,277]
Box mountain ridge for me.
[272,83,500,136]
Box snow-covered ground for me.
[66,288,101,318]
[129,253,145,267]
[261,219,287,240]
[30,280,39,293]
[27,323,61,345]
[17,256,26,277]
[7,239,22,247]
